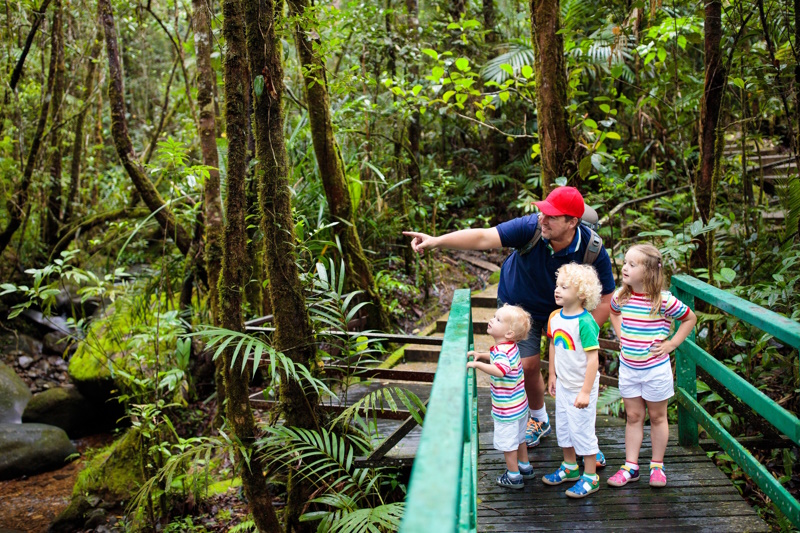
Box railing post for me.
[672,282,698,446]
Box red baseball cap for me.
[534,186,585,218]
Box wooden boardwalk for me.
[476,393,769,532]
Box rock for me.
[18,356,34,369]
[43,331,76,356]
[50,430,144,532]
[23,387,113,437]
[0,422,76,480]
[0,362,32,424]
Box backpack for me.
[516,205,603,265]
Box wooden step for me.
[437,306,496,333]
[403,333,497,361]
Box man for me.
[404,187,615,454]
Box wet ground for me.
[0,434,114,533]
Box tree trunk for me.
[0,3,58,257]
[244,1,319,530]
[219,0,281,531]
[44,0,65,248]
[98,0,193,256]
[405,0,421,203]
[530,0,578,194]
[692,0,725,272]
[483,0,496,43]
[8,0,52,91]
[288,0,392,333]
[62,27,102,232]
[193,0,227,428]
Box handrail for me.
[400,289,477,533]
[672,274,800,527]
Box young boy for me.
[542,263,603,498]
[467,304,533,489]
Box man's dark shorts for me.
[498,298,546,359]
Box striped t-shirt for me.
[611,289,691,370]
[489,342,528,422]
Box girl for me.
[607,244,697,489]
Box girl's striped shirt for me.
[489,342,528,422]
[611,289,691,370]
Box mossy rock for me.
[0,422,76,480]
[68,298,181,402]
[23,387,116,437]
[50,429,144,532]
[0,362,32,424]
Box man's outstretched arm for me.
[403,228,502,254]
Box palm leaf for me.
[481,39,535,84]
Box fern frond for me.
[480,39,535,84]
[257,426,383,503]
[331,386,426,434]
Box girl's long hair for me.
[617,244,664,315]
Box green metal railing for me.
[399,289,478,533]
[672,274,800,527]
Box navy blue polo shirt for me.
[496,214,615,321]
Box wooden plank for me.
[455,252,501,272]
[246,327,446,346]
[671,274,800,349]
[683,340,800,445]
[357,399,429,464]
[676,388,800,527]
[400,289,472,533]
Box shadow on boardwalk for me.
[476,394,769,532]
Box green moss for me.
[205,477,241,496]
[488,270,501,285]
[72,429,144,502]
[69,295,182,385]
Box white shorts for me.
[493,416,527,452]
[555,380,599,457]
[619,361,675,402]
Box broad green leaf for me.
[421,48,438,60]
[455,57,470,71]
[657,47,667,62]
[442,90,456,103]
[584,118,598,129]
[605,131,621,140]
[521,65,533,78]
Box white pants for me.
[619,361,675,402]
[493,416,528,452]
[555,380,599,457]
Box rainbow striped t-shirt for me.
[489,342,528,422]
[611,289,691,370]
[547,309,601,393]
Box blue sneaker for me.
[542,463,580,486]
[496,470,524,490]
[519,463,536,480]
[596,450,606,469]
[525,417,551,447]
[566,474,600,498]
[577,451,607,469]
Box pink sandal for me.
[650,466,667,487]
[607,465,639,487]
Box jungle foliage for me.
[1,0,799,530]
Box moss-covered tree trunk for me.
[0,4,58,258]
[193,0,227,427]
[287,0,391,333]
[244,0,319,530]
[530,0,579,194]
[483,0,496,44]
[62,27,102,232]
[219,0,281,531]
[692,0,725,273]
[43,0,65,248]
[98,0,193,256]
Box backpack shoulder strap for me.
[583,229,603,265]
[517,225,542,256]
